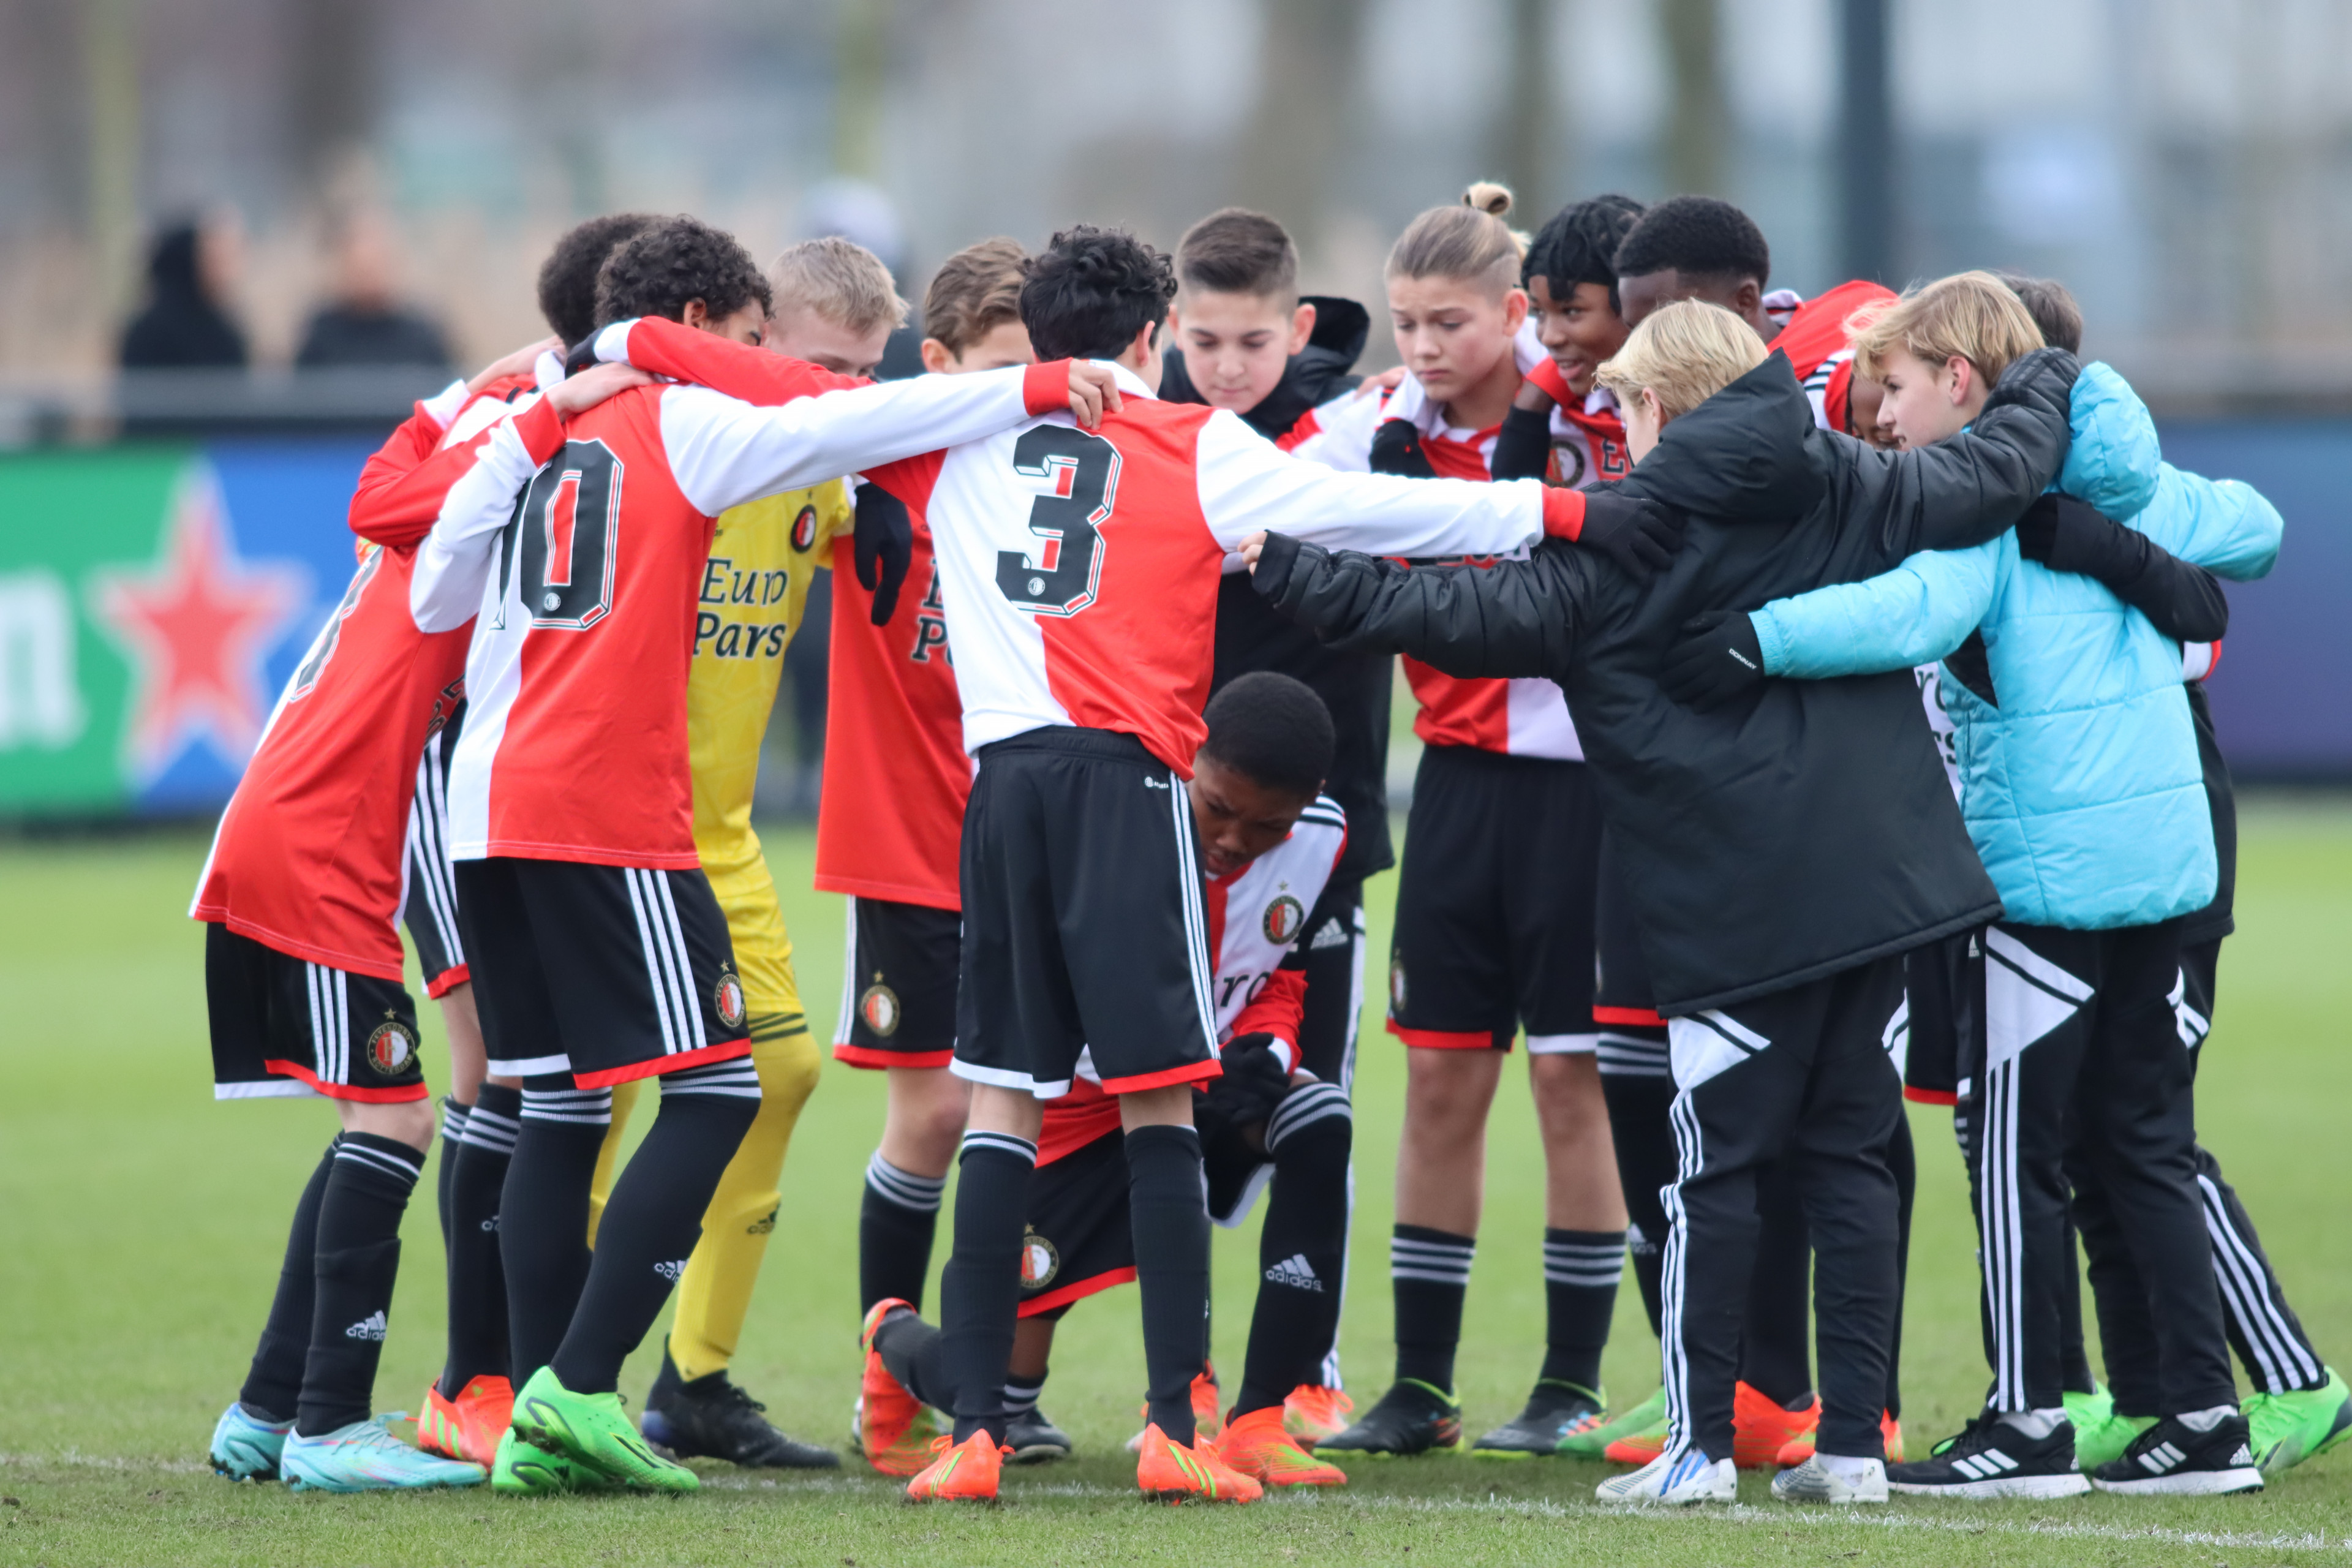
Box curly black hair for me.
[1201,672,1333,798]
[1524,195,1646,315]
[1019,225,1177,362]
[592,215,772,333]
[1610,195,1771,290]
[536,213,658,345]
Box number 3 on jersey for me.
[496,439,623,631]
[996,425,1118,617]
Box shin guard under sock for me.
[1127,1123,1211,1446]
[549,1061,760,1395]
[1390,1224,1476,1392]
[441,1083,518,1396]
[859,1152,946,1313]
[941,1131,1036,1444]
[297,1133,425,1434]
[239,1138,339,1423]
[501,1080,611,1387]
[1540,1229,1626,1392]
[1237,1087,1351,1417]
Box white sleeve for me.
[658,369,1033,517]
[1193,407,1545,557]
[1284,385,1383,472]
[410,417,538,633]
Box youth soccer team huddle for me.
[194,179,2346,1509]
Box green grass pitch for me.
[4,804,2352,1565]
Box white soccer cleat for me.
[1770,1454,1888,1504]
[1596,1446,1737,1505]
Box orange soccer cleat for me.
[1733,1382,1821,1470]
[415,1374,513,1468]
[857,1298,939,1477]
[1774,1408,1904,1468]
[905,1430,1005,1503]
[1283,1384,1356,1445]
[1136,1422,1262,1504]
[1125,1365,1226,1453]
[1218,1406,1347,1488]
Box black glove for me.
[853,483,914,625]
[1488,403,1555,481]
[1660,608,1766,709]
[2016,492,2127,576]
[1573,488,1686,579]
[1200,1032,1289,1131]
[562,334,604,377]
[1368,418,1438,478]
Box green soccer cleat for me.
[208,1401,291,1481]
[1567,1384,1667,1459]
[2245,1366,2352,1476]
[2065,1384,2153,1472]
[280,1415,486,1492]
[491,1427,614,1494]
[510,1366,698,1492]
[1472,1381,1608,1458]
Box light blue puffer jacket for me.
[1750,363,2283,930]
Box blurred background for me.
[1,0,2348,822]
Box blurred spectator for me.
[295,212,451,370]
[119,214,248,368]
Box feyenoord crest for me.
[1262,894,1306,945]
[791,504,819,551]
[1548,439,1589,488]
[1020,1227,1060,1289]
[859,980,902,1038]
[366,1014,417,1075]
[1390,959,1408,1011]
[714,968,747,1030]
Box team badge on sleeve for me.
[1020,1227,1060,1289]
[714,968,748,1030]
[367,1016,418,1075]
[1262,894,1305,945]
[791,504,819,552]
[859,981,902,1038]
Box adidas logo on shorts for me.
[654,1259,688,1281]
[344,1310,388,1342]
[1264,1253,1324,1292]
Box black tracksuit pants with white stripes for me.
[1663,956,1905,1464]
[1960,921,2236,1417]
[2069,938,2324,1412]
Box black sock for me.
[500,1079,611,1387]
[875,1305,951,1412]
[1539,1228,1625,1392]
[1238,1084,1352,1418]
[941,1131,1036,1444]
[549,1061,759,1394]
[1390,1224,1475,1393]
[1128,1123,1211,1447]
[435,1099,469,1255]
[440,1083,518,1397]
[1003,1371,1046,1419]
[239,1139,339,1423]
[860,1152,946,1313]
[1628,1223,1665,1341]
[297,1133,424,1435]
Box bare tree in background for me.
[289,0,380,183]
[1235,0,1368,257]
[83,0,141,318]
[1491,0,1558,209]
[1660,0,1724,196]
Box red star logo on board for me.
[90,465,307,784]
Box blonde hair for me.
[767,235,908,337]
[1385,182,1527,299]
[1595,299,1768,420]
[1849,270,2043,386]
[922,238,1026,356]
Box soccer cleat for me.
[510,1365,698,1492]
[1217,1406,1346,1487]
[1136,1422,1262,1504]
[281,1415,486,1492]
[1004,1408,1072,1464]
[490,1427,612,1494]
[1770,1454,1888,1504]
[1574,1385,1667,1459]
[2062,1382,2114,1438]
[905,1430,1004,1502]
[1733,1382,1820,1469]
[2089,1412,2263,1496]
[1313,1378,1463,1457]
[1773,1409,1905,1467]
[856,1298,941,1476]
[1885,1412,2090,1499]
[208,1402,291,1482]
[1472,1380,1607,1458]
[2071,1396,2154,1474]
[417,1374,512,1468]
[1595,1447,1738,1505]
[1124,1367,1227,1453]
[1283,1384,1355,1445]
[641,1365,838,1469]
[2245,1367,2352,1476]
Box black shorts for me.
[1387,745,1600,1053]
[1593,832,1669,1080]
[401,703,468,998]
[954,728,1218,1099]
[454,856,751,1089]
[1901,929,1973,1105]
[833,895,960,1069]
[206,924,427,1103]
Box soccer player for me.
[856,672,1357,1489]
[579,235,916,1471]
[1246,299,2081,1504]
[413,214,1119,1494]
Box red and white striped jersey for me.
[872,363,1575,774]
[413,363,1064,869]
[1039,794,1347,1166]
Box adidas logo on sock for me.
[1263,1254,1324,1292]
[654,1259,688,1281]
[344,1310,388,1341]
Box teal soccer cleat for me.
[209,1402,292,1481]
[281,1415,488,1492]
